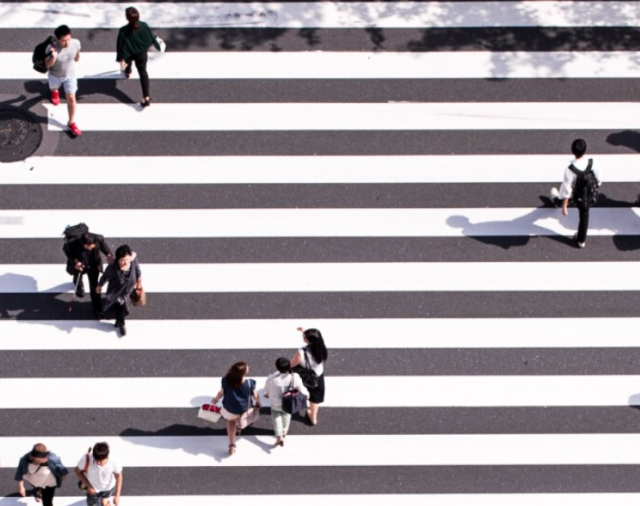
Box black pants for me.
[125,51,150,98]
[114,302,130,327]
[577,205,589,243]
[73,268,101,313]
[34,486,56,506]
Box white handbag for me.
[198,404,221,423]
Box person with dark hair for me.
[15,443,68,506]
[64,230,114,316]
[116,7,161,107]
[97,244,142,336]
[75,442,123,506]
[290,327,328,426]
[550,138,601,248]
[211,361,261,455]
[264,357,308,447]
[45,24,82,136]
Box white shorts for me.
[48,74,78,95]
[220,406,241,421]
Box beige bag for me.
[238,406,261,429]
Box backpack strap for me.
[568,164,581,177]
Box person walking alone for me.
[550,138,601,248]
[96,244,142,337]
[44,24,82,136]
[264,357,308,447]
[116,7,161,107]
[211,362,261,456]
[290,327,328,426]
[15,443,68,506]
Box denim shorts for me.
[48,74,78,95]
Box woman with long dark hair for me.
[290,327,328,426]
[212,361,261,455]
[116,6,161,107]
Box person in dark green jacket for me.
[116,7,161,107]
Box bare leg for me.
[67,93,77,124]
[227,419,237,454]
[308,402,319,425]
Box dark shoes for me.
[115,324,126,336]
[75,284,86,298]
[141,97,151,108]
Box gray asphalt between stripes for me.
[2,465,640,495]
[2,407,640,437]
[3,237,640,264]
[5,27,640,52]
[46,130,640,157]
[3,292,640,320]
[3,348,640,378]
[0,183,635,209]
[7,78,640,104]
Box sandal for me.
[34,489,42,503]
[228,444,236,455]
[141,97,151,108]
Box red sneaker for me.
[50,89,60,106]
[68,122,82,137]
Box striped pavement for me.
[2,0,640,503]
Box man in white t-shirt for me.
[75,442,123,506]
[44,24,82,137]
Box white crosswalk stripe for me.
[1,0,639,502]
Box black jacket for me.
[64,234,113,274]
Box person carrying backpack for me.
[44,25,82,137]
[550,138,600,248]
[63,224,114,317]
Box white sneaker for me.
[549,187,561,207]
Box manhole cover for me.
[0,109,43,163]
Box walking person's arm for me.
[114,471,123,506]
[74,466,96,495]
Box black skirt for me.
[308,373,325,404]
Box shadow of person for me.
[607,130,640,154]
[596,192,640,252]
[628,393,640,408]
[446,206,574,249]
[121,420,274,463]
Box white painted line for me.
[1,376,639,408]
[5,52,640,80]
[4,434,640,466]
[4,262,640,293]
[2,496,640,506]
[1,208,639,238]
[43,102,640,132]
[3,154,639,185]
[3,2,640,28]
[1,318,639,350]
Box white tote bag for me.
[198,404,221,423]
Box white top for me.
[297,346,324,376]
[558,157,601,199]
[264,372,309,410]
[24,463,56,488]
[76,455,122,492]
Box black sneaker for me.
[118,325,127,337]
[75,284,86,298]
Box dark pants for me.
[73,268,102,313]
[577,205,589,243]
[86,487,115,506]
[125,51,150,97]
[114,302,130,327]
[33,486,56,506]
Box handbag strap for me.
[303,348,313,370]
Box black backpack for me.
[32,36,55,74]
[569,159,599,208]
[62,223,89,254]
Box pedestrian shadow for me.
[446,205,575,249]
[597,193,640,252]
[607,130,640,154]
[24,78,135,106]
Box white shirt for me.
[24,463,56,488]
[558,157,601,199]
[297,347,324,376]
[77,455,122,492]
[264,372,309,410]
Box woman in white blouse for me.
[264,357,308,446]
[290,327,328,426]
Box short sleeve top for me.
[297,346,324,376]
[221,377,255,415]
